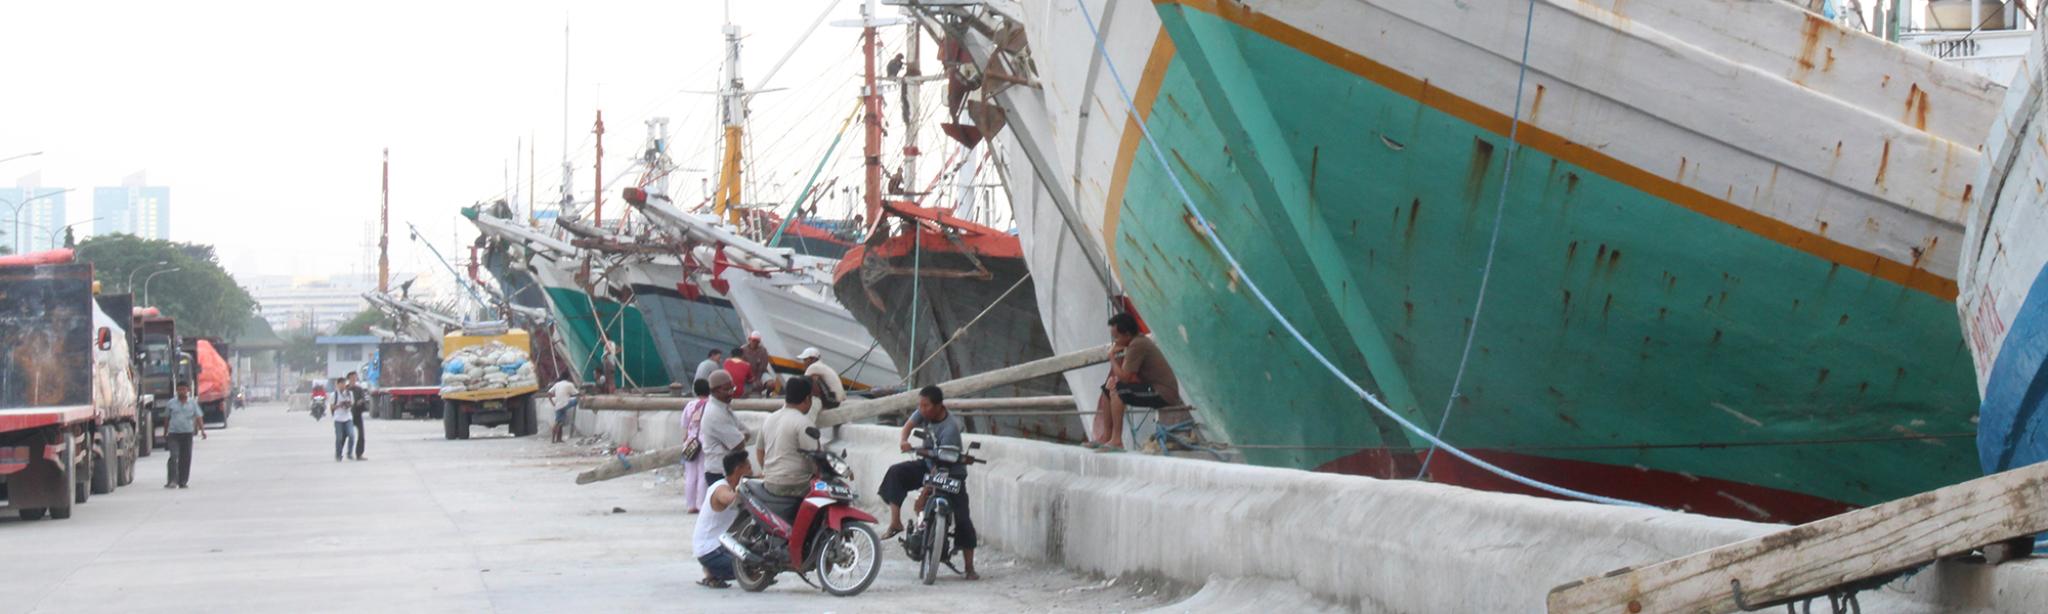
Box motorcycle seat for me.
[741,480,803,522]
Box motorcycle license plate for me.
[932,476,963,493]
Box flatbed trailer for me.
[0,405,98,519]
[0,259,140,520]
[371,340,443,420]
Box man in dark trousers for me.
[163,382,206,488]
[346,371,369,460]
[879,386,978,580]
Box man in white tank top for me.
[693,450,752,588]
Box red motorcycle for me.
[720,426,885,596]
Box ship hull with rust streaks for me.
[994,0,2000,522]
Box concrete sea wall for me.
[552,408,2048,612]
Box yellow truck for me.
[439,326,540,440]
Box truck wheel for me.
[53,437,78,518]
[90,426,115,495]
[18,508,47,520]
[456,405,471,440]
[443,404,459,440]
[136,413,152,458]
[512,399,536,437]
[116,424,136,486]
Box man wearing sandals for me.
[1088,313,1187,452]
[692,450,752,589]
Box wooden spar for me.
[574,344,1109,484]
[576,447,687,486]
[582,395,1075,413]
[582,396,780,412]
[1546,460,2048,613]
[814,343,1108,428]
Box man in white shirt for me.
[547,377,580,443]
[693,348,724,385]
[799,348,846,410]
[698,371,750,484]
[332,379,357,461]
[693,450,752,589]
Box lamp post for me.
[142,267,181,306]
[50,217,103,247]
[127,261,170,293]
[1,187,77,254]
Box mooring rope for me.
[1418,0,1540,479]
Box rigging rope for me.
[903,272,1033,379]
[770,101,865,246]
[1073,0,1649,508]
[1418,0,1539,479]
[903,224,925,386]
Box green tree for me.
[280,326,327,373]
[75,233,257,340]
[336,308,387,336]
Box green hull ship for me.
[980,0,2000,522]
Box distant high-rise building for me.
[0,173,69,253]
[93,171,170,240]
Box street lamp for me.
[2,187,77,253]
[0,152,42,166]
[50,217,103,247]
[127,261,170,293]
[141,267,181,306]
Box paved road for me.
[0,403,1171,613]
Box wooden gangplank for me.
[1548,461,2048,613]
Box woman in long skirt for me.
[680,378,712,513]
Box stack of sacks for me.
[439,342,538,396]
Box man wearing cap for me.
[698,370,751,485]
[741,332,778,397]
[800,348,846,410]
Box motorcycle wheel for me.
[921,513,948,586]
[818,521,883,597]
[735,559,775,593]
[732,517,776,593]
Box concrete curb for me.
[562,407,2048,612]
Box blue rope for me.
[1074,0,1650,508]
[1418,0,1539,479]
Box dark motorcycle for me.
[899,428,984,585]
[720,426,885,596]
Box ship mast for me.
[379,148,390,293]
[714,22,747,225]
[861,0,884,227]
[593,109,605,225]
[902,22,921,196]
[560,16,575,223]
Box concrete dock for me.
[0,403,1173,613]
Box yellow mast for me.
[712,23,746,225]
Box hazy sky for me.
[0,0,908,284]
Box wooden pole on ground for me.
[573,344,1108,484]
[1546,461,2048,613]
[581,395,1075,413]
